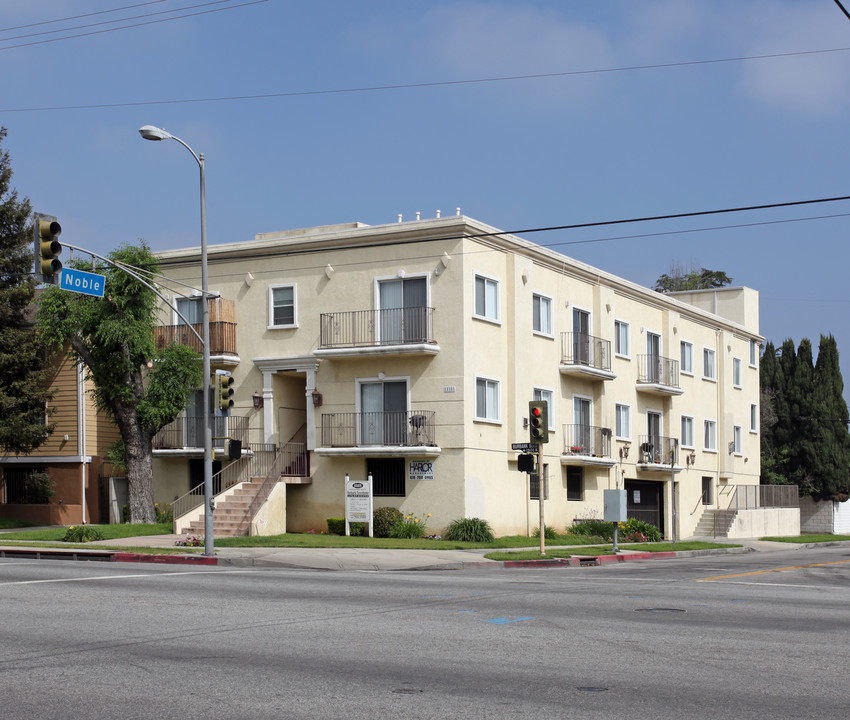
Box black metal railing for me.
[562,424,612,457]
[321,410,436,447]
[319,307,435,348]
[153,415,249,450]
[560,332,612,371]
[637,354,680,388]
[637,435,679,465]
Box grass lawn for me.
[0,519,37,530]
[0,523,172,542]
[761,534,850,543]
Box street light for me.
[139,125,214,557]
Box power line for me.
[0,1,169,33]
[2,44,850,113]
[834,0,850,22]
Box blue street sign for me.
[60,267,105,298]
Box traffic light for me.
[215,370,235,415]
[517,453,535,473]
[34,215,62,283]
[529,400,549,444]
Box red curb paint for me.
[114,553,217,566]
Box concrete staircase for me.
[180,477,269,537]
[693,508,737,537]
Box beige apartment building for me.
[153,214,768,539]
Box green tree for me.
[811,335,850,501]
[654,263,732,293]
[0,127,56,454]
[37,242,203,523]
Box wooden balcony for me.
[154,297,238,358]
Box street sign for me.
[60,267,105,298]
[511,442,537,452]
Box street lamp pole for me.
[139,125,214,556]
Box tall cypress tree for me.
[0,127,55,454]
[790,339,817,492]
[811,335,850,501]
[760,341,789,484]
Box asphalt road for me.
[1,547,848,719]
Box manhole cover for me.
[635,608,686,613]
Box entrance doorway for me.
[624,479,664,534]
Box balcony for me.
[561,424,616,468]
[636,435,682,473]
[316,410,440,457]
[559,333,615,381]
[315,307,439,358]
[636,355,683,395]
[154,297,238,363]
[153,415,249,453]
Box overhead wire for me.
[0,1,170,32]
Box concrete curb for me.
[113,552,218,566]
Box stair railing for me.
[245,447,290,533]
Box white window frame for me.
[749,339,758,368]
[704,419,717,452]
[732,425,743,455]
[733,357,742,388]
[680,415,695,449]
[615,403,631,440]
[268,283,298,329]
[533,387,555,429]
[703,347,717,381]
[474,273,500,323]
[614,320,630,358]
[532,293,553,336]
[474,375,501,423]
[750,403,758,433]
[173,292,205,325]
[680,340,693,376]
[354,375,410,414]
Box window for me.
[680,415,695,448]
[750,403,758,433]
[378,277,427,343]
[732,425,743,455]
[615,403,631,439]
[704,419,717,451]
[703,348,716,380]
[369,457,405,497]
[475,376,500,422]
[702,477,712,505]
[269,284,296,328]
[474,274,499,321]
[534,388,555,428]
[532,293,552,335]
[566,466,583,501]
[614,320,630,357]
[176,295,203,325]
[733,357,742,388]
[749,340,758,367]
[360,380,408,445]
[680,341,693,375]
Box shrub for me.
[567,519,614,540]
[621,518,662,542]
[62,525,105,543]
[533,524,558,540]
[325,518,366,536]
[389,513,430,539]
[373,506,404,538]
[155,503,173,525]
[444,517,495,542]
[175,534,203,547]
[23,472,55,504]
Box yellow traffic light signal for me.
[215,370,235,415]
[34,214,62,283]
[529,400,549,444]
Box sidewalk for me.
[1,532,826,571]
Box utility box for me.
[603,489,627,522]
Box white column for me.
[262,370,275,445]
[305,367,317,451]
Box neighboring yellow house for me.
[148,213,797,540]
[0,347,120,525]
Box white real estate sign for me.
[345,474,374,537]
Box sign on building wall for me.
[409,460,434,482]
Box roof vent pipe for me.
[398,214,403,223]
[436,209,441,218]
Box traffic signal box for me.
[215,370,235,415]
[34,215,62,284]
[528,400,549,444]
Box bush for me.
[62,525,104,543]
[155,503,173,525]
[389,513,429,539]
[445,517,495,543]
[373,506,403,538]
[23,472,55,504]
[325,518,366,536]
[533,524,558,540]
[621,518,662,542]
[567,518,614,540]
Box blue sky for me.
[4,0,850,396]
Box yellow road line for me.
[697,559,850,582]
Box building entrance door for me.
[624,479,664,534]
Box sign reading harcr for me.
[61,267,105,298]
[409,460,434,482]
[345,473,374,537]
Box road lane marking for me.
[0,569,261,587]
[696,559,850,582]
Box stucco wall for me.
[728,507,800,538]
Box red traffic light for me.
[531,407,542,417]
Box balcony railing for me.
[563,424,612,457]
[153,415,249,450]
[153,321,237,356]
[637,435,679,465]
[321,410,436,447]
[637,354,680,389]
[319,307,435,349]
[561,332,612,371]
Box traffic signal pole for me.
[538,443,545,556]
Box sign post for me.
[345,473,374,537]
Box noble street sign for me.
[511,442,538,452]
[61,267,105,298]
